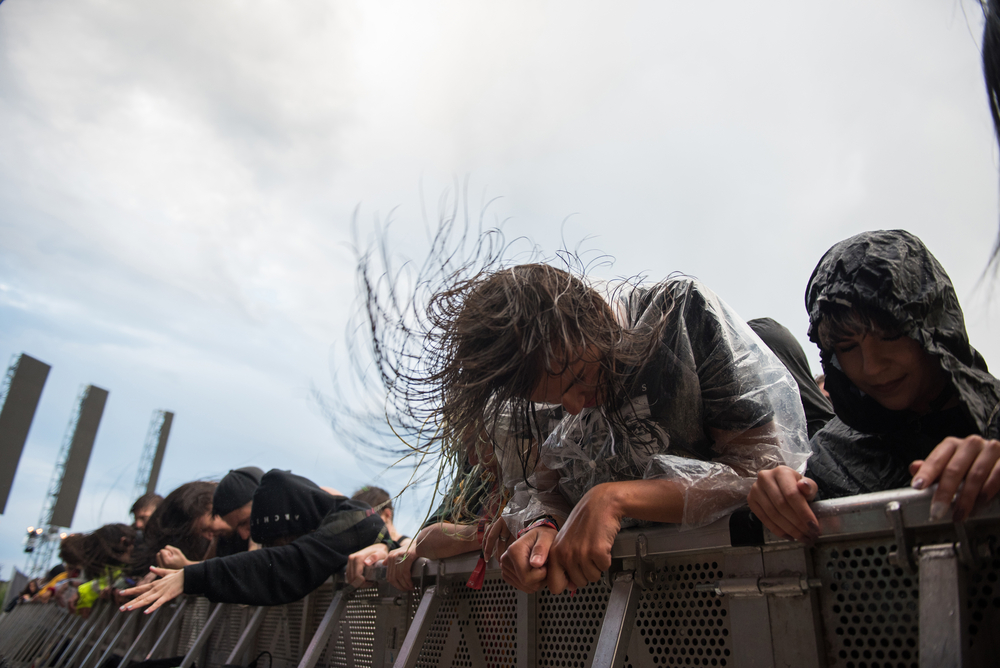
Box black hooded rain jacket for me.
[804,230,1000,499]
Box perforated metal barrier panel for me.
[537,580,609,668]
[3,487,999,668]
[814,538,919,668]
[624,557,731,668]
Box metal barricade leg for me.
[919,544,968,668]
[297,587,354,668]
[79,609,124,668]
[178,603,226,668]
[144,598,190,661]
[116,607,166,668]
[224,607,267,667]
[5,605,46,658]
[56,605,114,668]
[392,584,444,668]
[12,605,62,662]
[33,607,73,660]
[35,612,81,668]
[590,572,639,668]
[39,614,85,668]
[93,611,140,668]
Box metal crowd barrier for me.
[2,485,998,668]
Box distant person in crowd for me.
[748,317,835,438]
[130,493,163,532]
[344,486,412,587]
[815,373,830,399]
[31,536,84,605]
[351,486,408,546]
[65,524,137,616]
[6,578,42,612]
[158,467,266,569]
[128,481,225,577]
[749,230,1000,542]
[121,470,392,610]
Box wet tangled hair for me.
[340,201,671,524]
[436,263,666,466]
[129,481,215,575]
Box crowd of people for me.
[7,470,409,615]
[7,229,1000,615]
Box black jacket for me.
[804,230,1000,498]
[748,317,835,438]
[183,470,387,606]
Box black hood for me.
[251,470,342,544]
[805,229,1000,436]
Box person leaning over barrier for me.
[748,230,1000,542]
[157,466,266,569]
[120,469,394,611]
[418,263,809,595]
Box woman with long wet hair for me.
[356,216,808,594]
[128,481,220,576]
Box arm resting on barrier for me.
[547,479,685,594]
[387,522,480,591]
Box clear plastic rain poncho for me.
[503,277,810,532]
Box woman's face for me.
[832,332,947,412]
[529,345,603,415]
[193,512,232,540]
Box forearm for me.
[596,479,686,524]
[184,540,342,606]
[412,523,480,560]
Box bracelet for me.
[517,516,560,539]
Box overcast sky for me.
[1,1,998,573]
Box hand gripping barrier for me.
[2,485,998,668]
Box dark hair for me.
[81,524,137,579]
[130,492,163,517]
[129,481,215,575]
[58,533,88,570]
[348,210,670,522]
[814,302,905,353]
[437,264,665,466]
[351,486,392,512]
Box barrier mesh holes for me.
[537,580,609,668]
[625,559,730,668]
[415,575,518,668]
[966,532,1000,663]
[329,586,378,668]
[814,540,917,668]
[468,575,518,667]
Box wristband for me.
[517,517,559,539]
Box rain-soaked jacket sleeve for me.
[504,278,810,532]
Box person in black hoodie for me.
[120,470,389,610]
[748,230,1000,542]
